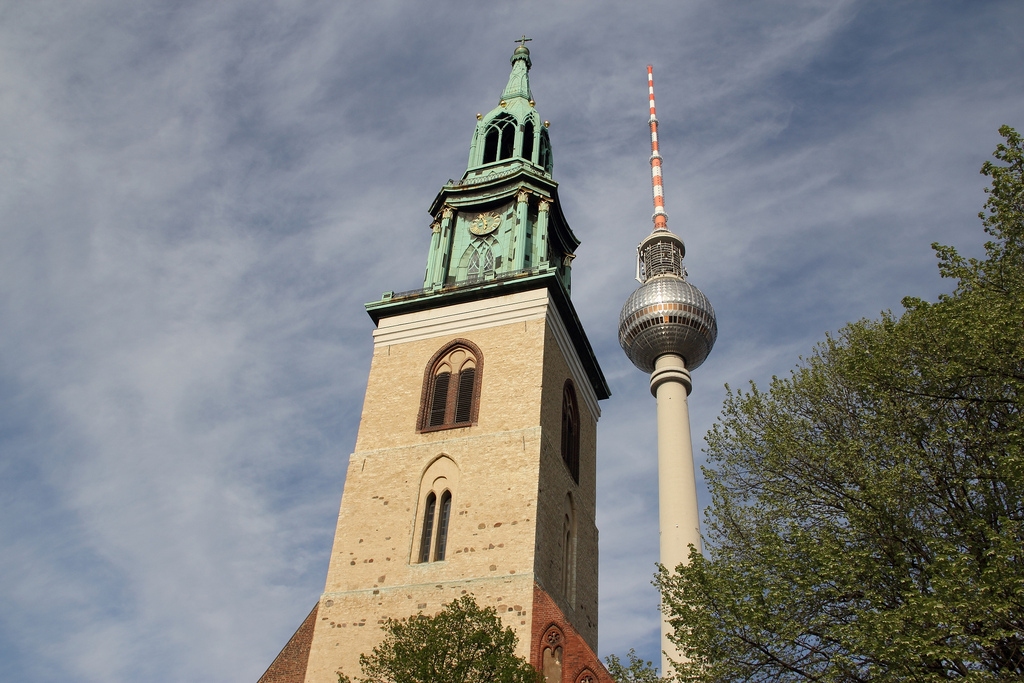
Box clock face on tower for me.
[469,211,501,236]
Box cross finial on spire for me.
[504,38,534,95]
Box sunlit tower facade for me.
[618,67,718,674]
[258,41,617,683]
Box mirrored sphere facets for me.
[618,276,718,374]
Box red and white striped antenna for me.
[647,65,668,232]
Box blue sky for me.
[1,1,1022,680]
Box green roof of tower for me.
[466,40,551,177]
[363,40,609,401]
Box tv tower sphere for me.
[618,232,717,374]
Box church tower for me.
[259,42,613,683]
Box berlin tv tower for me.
[618,66,718,675]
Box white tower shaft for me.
[651,353,701,674]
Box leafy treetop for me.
[657,126,1024,683]
[605,648,661,683]
[339,594,540,683]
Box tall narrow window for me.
[434,491,452,561]
[499,120,515,160]
[561,381,580,483]
[419,340,483,432]
[483,126,499,164]
[455,368,475,424]
[413,456,459,565]
[562,494,576,601]
[539,128,553,174]
[418,492,436,563]
[562,516,573,596]
[542,629,564,683]
[522,120,535,163]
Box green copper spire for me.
[502,38,533,101]
[364,40,609,401]
[466,39,551,176]
[376,42,578,306]
[366,40,613,405]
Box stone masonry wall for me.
[534,323,600,650]
[301,290,603,682]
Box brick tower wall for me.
[301,290,604,682]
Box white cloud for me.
[1,1,1022,680]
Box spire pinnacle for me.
[647,66,668,231]
[502,38,533,101]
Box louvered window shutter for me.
[454,368,475,424]
[429,372,451,426]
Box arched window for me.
[418,492,436,563]
[413,456,459,564]
[539,128,553,174]
[499,122,515,160]
[419,340,483,432]
[562,493,576,601]
[483,126,499,164]
[561,381,580,483]
[541,627,564,683]
[466,244,495,281]
[435,491,452,561]
[458,234,501,283]
[522,120,535,163]
[574,669,597,683]
[482,114,516,164]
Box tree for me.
[338,594,540,683]
[605,648,661,682]
[657,126,1024,682]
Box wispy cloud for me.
[1,1,1021,680]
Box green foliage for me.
[605,648,661,682]
[657,127,1024,682]
[338,594,539,683]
